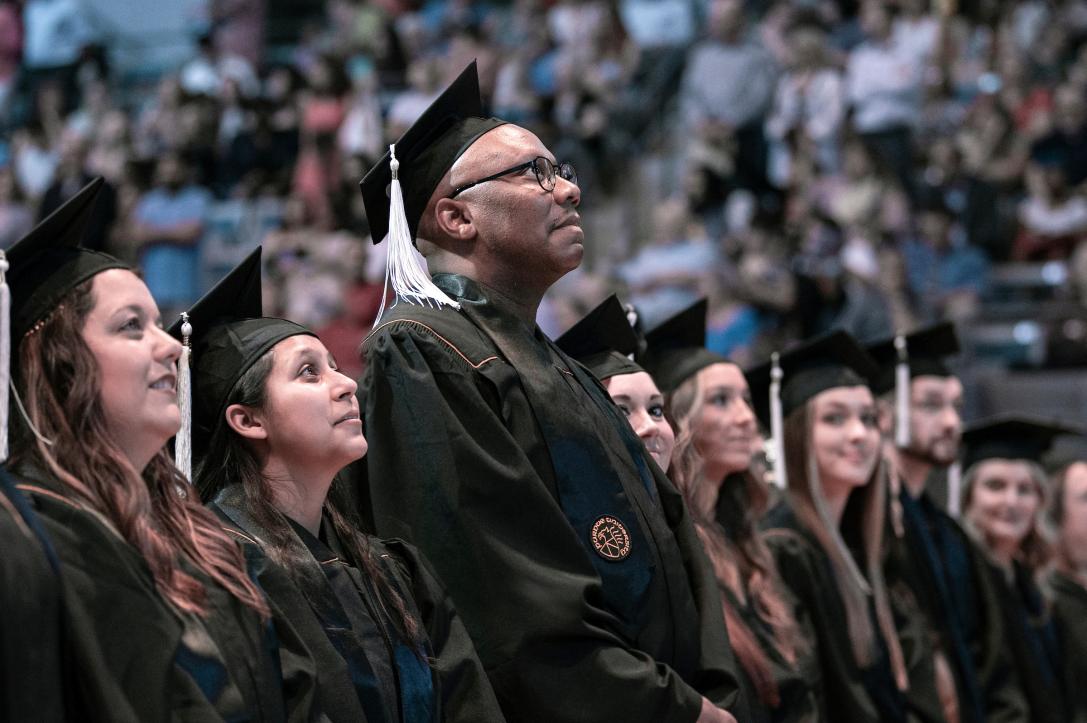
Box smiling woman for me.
[958,416,1074,723]
[7,179,312,720]
[642,299,818,723]
[751,330,911,723]
[188,248,504,723]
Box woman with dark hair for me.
[748,331,912,723]
[959,417,1075,723]
[639,301,821,723]
[1048,455,1087,723]
[7,180,317,720]
[186,248,503,723]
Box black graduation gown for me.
[763,502,909,723]
[711,483,823,723]
[883,487,1027,723]
[0,466,66,722]
[981,560,1067,723]
[361,274,745,723]
[211,483,505,723]
[724,587,823,723]
[1049,570,1087,723]
[13,468,320,722]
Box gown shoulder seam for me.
[368,318,499,369]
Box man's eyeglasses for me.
[450,157,577,198]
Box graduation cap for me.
[865,322,960,448]
[168,247,313,477]
[555,294,644,381]
[8,178,125,345]
[2,177,126,462]
[961,415,1084,472]
[639,299,729,394]
[359,62,506,320]
[746,330,879,489]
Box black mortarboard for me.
[640,299,729,394]
[555,295,644,381]
[169,248,313,458]
[8,178,127,345]
[359,61,506,244]
[746,330,879,427]
[865,322,960,396]
[961,415,1084,471]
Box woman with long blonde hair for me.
[640,300,820,723]
[960,417,1074,723]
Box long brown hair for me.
[194,346,423,645]
[668,370,805,708]
[10,278,269,619]
[1049,461,1083,575]
[782,402,907,690]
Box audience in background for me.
[3,0,1087,366]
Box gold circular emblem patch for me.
[591,516,632,561]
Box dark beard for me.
[904,439,956,468]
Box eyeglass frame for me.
[449,156,577,198]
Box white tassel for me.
[770,352,787,490]
[0,251,9,463]
[374,143,460,325]
[946,461,962,518]
[175,313,192,482]
[894,334,910,449]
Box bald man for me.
[358,65,744,723]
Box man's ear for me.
[225,403,268,441]
[433,197,477,241]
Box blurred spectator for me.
[135,76,188,157]
[0,1,21,114]
[65,78,116,141]
[1031,83,1087,187]
[1015,157,1087,261]
[901,197,989,321]
[292,55,349,227]
[263,195,365,328]
[180,33,259,99]
[316,283,384,380]
[337,57,383,163]
[11,122,56,200]
[129,153,212,315]
[21,0,93,92]
[86,110,132,184]
[808,137,909,233]
[917,133,1010,260]
[680,0,777,216]
[791,240,894,343]
[846,0,930,198]
[38,131,117,252]
[618,197,720,326]
[210,0,266,69]
[765,10,846,186]
[0,165,32,249]
[386,58,440,137]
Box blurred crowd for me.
[4,0,1087,375]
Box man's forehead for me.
[451,125,551,176]
[912,375,962,395]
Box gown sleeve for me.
[362,323,722,723]
[381,539,506,722]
